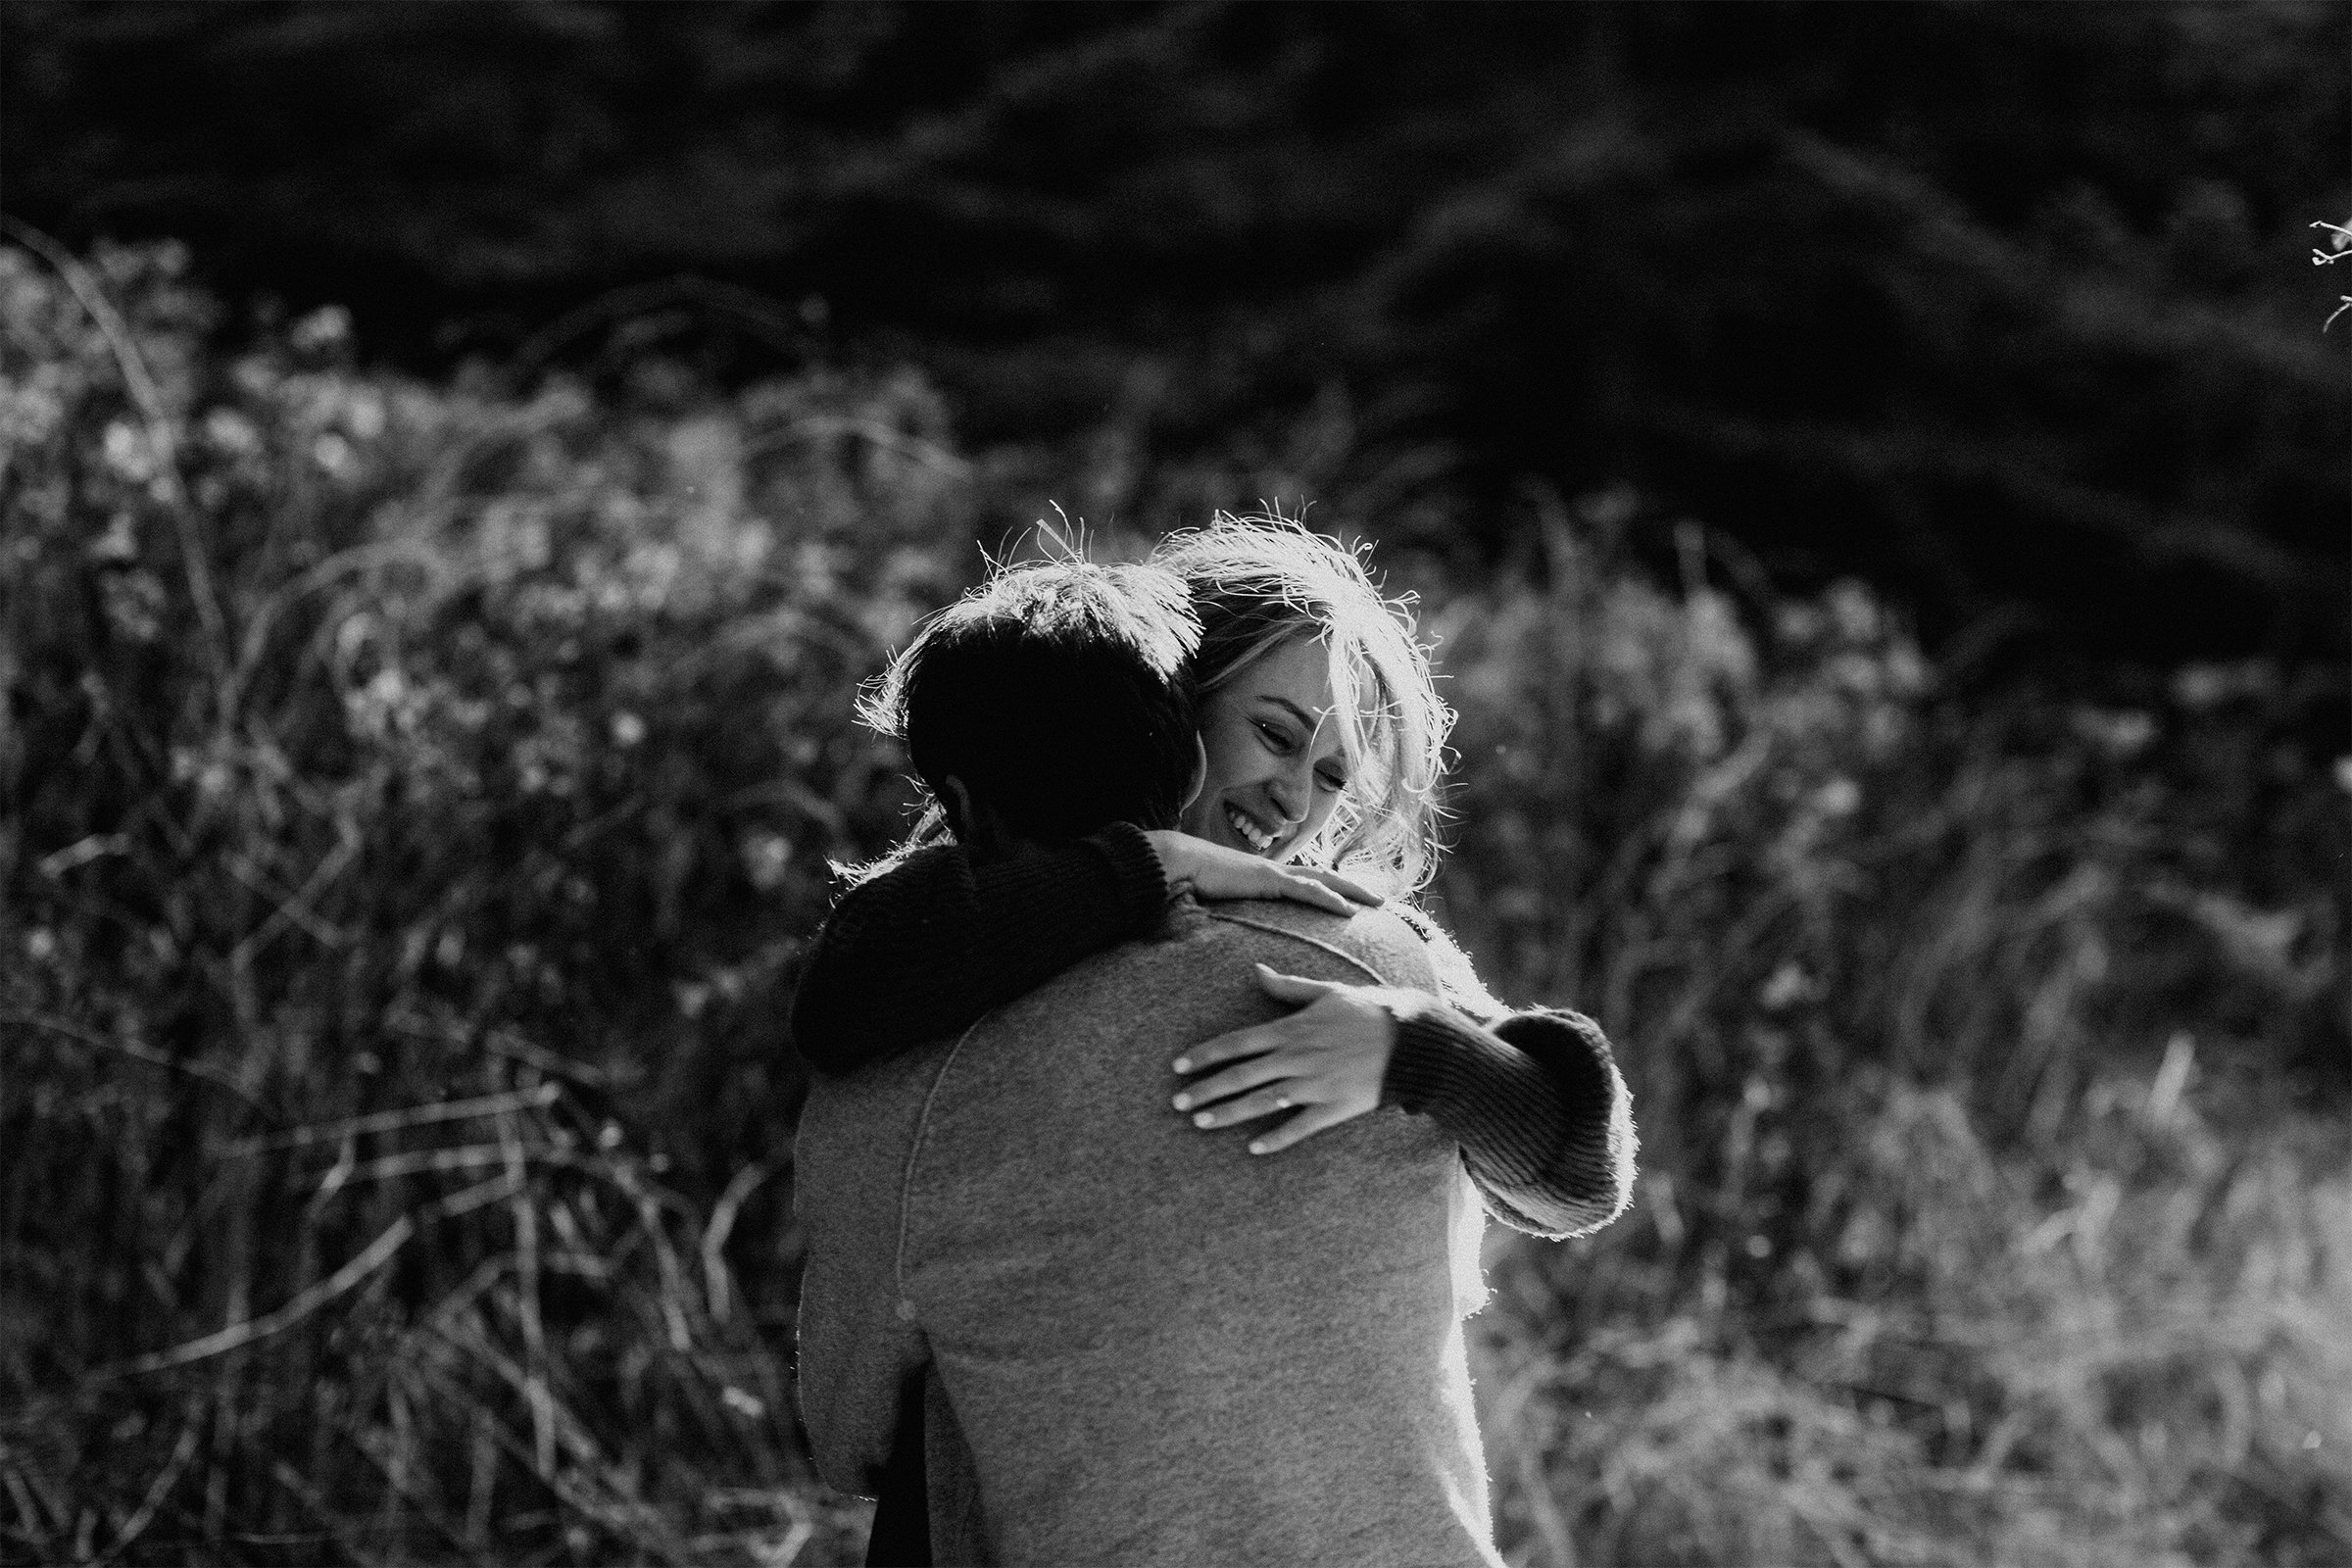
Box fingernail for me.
[1171,1094,1192,1111]
[1193,1111,1215,1128]
[1172,1058,1192,1074]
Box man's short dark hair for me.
[860,560,1200,844]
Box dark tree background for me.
[7,0,2347,672]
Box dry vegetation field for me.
[5,242,2346,1566]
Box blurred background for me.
[3,3,2346,1564]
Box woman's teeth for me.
[1226,805,1277,853]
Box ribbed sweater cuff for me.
[1380,994,1564,1187]
[962,829,1159,961]
[1081,820,1173,934]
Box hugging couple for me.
[790,515,1636,1566]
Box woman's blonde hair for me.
[1152,513,1452,895]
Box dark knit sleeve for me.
[788,821,1167,1075]
[1376,911,1637,1239]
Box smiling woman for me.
[1189,634,1353,860]
[1157,516,1450,898]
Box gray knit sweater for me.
[790,821,1637,1241]
[796,897,1505,1567]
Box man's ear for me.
[940,774,976,843]
[1180,734,1208,812]
[942,775,1024,860]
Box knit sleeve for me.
[788,821,1168,1075]
[1376,911,1637,1240]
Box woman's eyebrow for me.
[1253,696,1325,730]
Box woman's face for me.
[1179,635,1352,861]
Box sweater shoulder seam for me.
[895,1009,999,1305]
[1201,910,1393,987]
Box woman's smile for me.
[1182,635,1352,861]
[1223,801,1282,854]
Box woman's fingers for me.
[1247,1102,1359,1154]
[1274,872,1355,915]
[1172,1052,1292,1112]
[1253,963,1339,1005]
[1182,1082,1299,1129]
[1171,1021,1274,1077]
[1142,829,1380,914]
[1297,867,1383,906]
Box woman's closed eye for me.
[1253,715,1346,793]
[1254,720,1298,756]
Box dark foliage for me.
[4,240,2346,1568]
[7,1,2347,662]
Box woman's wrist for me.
[1140,829,1193,897]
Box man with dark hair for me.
[795,561,1504,1566]
[860,558,1202,854]
[803,558,1206,1563]
[791,560,1223,1073]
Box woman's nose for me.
[1266,766,1309,823]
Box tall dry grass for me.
[1429,511,2350,1565]
[4,241,2346,1566]
[2,239,964,1564]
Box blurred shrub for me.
[2,240,969,1564]
[4,243,2345,1567]
[1423,493,2350,1565]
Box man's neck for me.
[965,835,1057,868]
[957,801,1057,867]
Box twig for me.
[421,1329,687,1564]
[217,1083,560,1157]
[227,832,361,970]
[2,1010,269,1117]
[293,1145,543,1186]
[432,1171,530,1220]
[701,1162,773,1326]
[266,1459,374,1565]
[96,1420,201,1567]
[379,1017,632,1090]
[33,833,130,879]
[91,1214,416,1379]
[504,1110,558,1482]
[222,846,355,959]
[337,1423,497,1568]
[0,1457,60,1553]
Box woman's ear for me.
[1180,734,1208,811]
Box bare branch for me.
[2,1010,269,1116]
[92,1214,416,1379]
[217,1082,562,1157]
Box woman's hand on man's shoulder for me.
[1142,830,1383,917]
